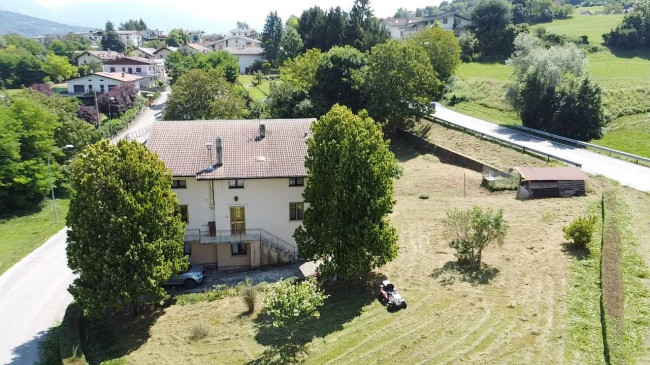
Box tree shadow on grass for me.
[561,241,590,261]
[249,272,386,364]
[81,308,166,365]
[390,138,423,163]
[430,261,500,286]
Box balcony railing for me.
[185,228,298,261]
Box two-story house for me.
[66,71,142,95]
[385,13,473,38]
[132,46,157,59]
[211,30,265,74]
[102,56,165,87]
[153,46,178,60]
[74,50,121,67]
[116,30,143,47]
[146,119,314,270]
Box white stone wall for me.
[232,53,264,74]
[66,74,140,94]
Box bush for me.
[189,323,209,340]
[241,278,256,313]
[563,215,597,247]
[99,96,146,138]
[76,105,98,125]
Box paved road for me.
[0,93,168,365]
[114,91,168,142]
[433,103,650,192]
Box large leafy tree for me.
[67,140,187,315]
[344,0,389,52]
[165,28,190,47]
[507,33,605,140]
[101,30,125,53]
[261,11,284,66]
[294,105,400,280]
[278,26,303,62]
[362,40,440,132]
[603,0,650,49]
[165,50,240,84]
[298,6,328,51]
[267,82,313,118]
[324,7,348,50]
[164,68,245,120]
[407,25,461,81]
[310,45,367,116]
[279,48,323,91]
[471,0,513,59]
[42,53,77,82]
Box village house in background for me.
[102,56,165,87]
[181,43,210,54]
[187,29,205,43]
[146,119,313,270]
[74,50,121,67]
[211,28,264,74]
[153,45,178,60]
[383,12,473,39]
[116,30,142,47]
[66,71,142,95]
[132,46,157,59]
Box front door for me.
[230,206,245,235]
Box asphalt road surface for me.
[0,92,168,365]
[433,103,650,192]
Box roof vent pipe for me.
[206,143,213,167]
[215,137,223,167]
[259,122,265,139]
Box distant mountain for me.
[0,10,93,37]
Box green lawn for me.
[449,11,650,157]
[239,75,271,102]
[0,199,70,275]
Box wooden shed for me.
[516,166,587,199]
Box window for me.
[128,67,133,73]
[88,84,93,91]
[108,85,117,90]
[229,179,244,188]
[290,202,304,221]
[231,242,247,255]
[179,205,188,223]
[289,177,304,186]
[171,179,187,189]
[184,242,191,255]
[110,67,115,72]
[443,17,448,24]
[136,67,141,73]
[73,85,85,93]
[100,84,105,92]
[122,67,126,72]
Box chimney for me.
[259,122,266,139]
[205,143,213,166]
[122,72,125,77]
[215,137,223,167]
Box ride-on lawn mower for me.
[379,280,407,312]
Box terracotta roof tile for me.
[147,119,315,179]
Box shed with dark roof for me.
[516,166,587,199]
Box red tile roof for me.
[104,56,158,65]
[146,119,315,179]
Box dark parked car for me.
[165,265,207,289]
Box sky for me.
[0,0,442,34]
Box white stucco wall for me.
[66,74,140,93]
[76,54,102,66]
[385,24,402,39]
[173,177,306,246]
[155,48,173,60]
[118,33,142,47]
[233,54,264,74]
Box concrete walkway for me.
[0,93,169,365]
[433,103,650,192]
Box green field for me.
[0,199,70,275]
[239,75,271,102]
[450,10,650,157]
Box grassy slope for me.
[238,75,270,102]
[0,199,69,275]
[449,10,650,157]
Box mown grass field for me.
[449,9,650,157]
[0,199,69,275]
[69,128,650,364]
[238,75,271,102]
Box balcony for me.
[185,228,262,244]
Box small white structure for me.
[384,12,473,38]
[187,30,205,43]
[139,29,164,40]
[79,30,103,47]
[103,56,165,87]
[153,46,178,60]
[74,50,121,67]
[116,30,142,47]
[132,46,156,59]
[147,119,314,270]
[66,71,142,95]
[212,35,262,50]
[226,47,265,74]
[181,43,209,54]
[229,28,259,39]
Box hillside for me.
[0,10,92,37]
[445,9,650,158]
